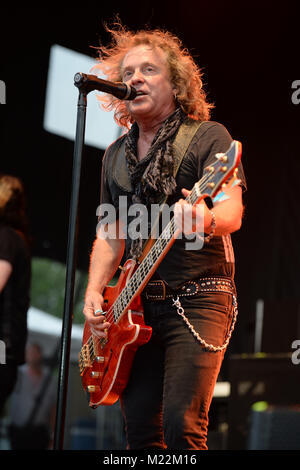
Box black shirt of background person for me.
[0,224,31,365]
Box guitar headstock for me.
[194,140,242,199]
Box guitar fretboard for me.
[112,183,202,321]
[79,140,241,373]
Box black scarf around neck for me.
[124,108,185,258]
[125,107,185,206]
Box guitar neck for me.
[112,139,242,322]
[80,139,242,377]
[112,186,200,321]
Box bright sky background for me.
[44,44,121,150]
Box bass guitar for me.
[79,140,242,407]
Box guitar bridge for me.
[79,334,103,374]
[79,343,92,374]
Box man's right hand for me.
[83,289,110,338]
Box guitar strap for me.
[138,118,209,262]
[160,118,208,203]
[107,118,211,262]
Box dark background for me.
[1,2,299,362]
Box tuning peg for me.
[215,153,227,162]
[205,166,215,173]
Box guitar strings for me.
[84,169,218,359]
[84,167,222,358]
[93,172,211,325]
[84,162,232,359]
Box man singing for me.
[83,22,246,450]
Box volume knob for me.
[87,385,100,393]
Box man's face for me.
[26,344,42,367]
[121,44,176,123]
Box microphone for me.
[74,73,137,100]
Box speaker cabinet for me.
[227,354,300,449]
[248,406,300,450]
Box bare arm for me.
[0,260,13,293]
[177,185,244,237]
[83,220,125,337]
[203,185,244,235]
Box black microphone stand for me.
[53,76,90,450]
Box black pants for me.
[120,290,235,450]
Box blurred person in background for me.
[9,342,57,450]
[0,174,31,417]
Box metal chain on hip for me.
[172,294,238,352]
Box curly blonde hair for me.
[92,22,214,128]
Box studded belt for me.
[142,276,236,301]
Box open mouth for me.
[135,91,147,97]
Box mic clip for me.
[74,73,92,93]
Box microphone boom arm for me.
[74,72,136,100]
